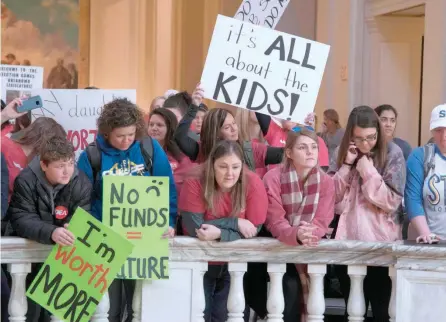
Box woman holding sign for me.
[262,129,334,322]
[179,140,268,322]
[174,84,284,171]
[77,98,178,322]
[147,108,195,194]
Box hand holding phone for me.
[17,95,43,113]
[345,142,358,165]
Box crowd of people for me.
[1,83,445,322]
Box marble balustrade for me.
[2,237,445,322]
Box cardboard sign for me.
[201,15,330,124]
[27,208,133,322]
[1,65,44,103]
[30,89,137,159]
[234,0,290,29]
[103,176,170,280]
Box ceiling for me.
[385,5,425,17]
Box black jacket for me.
[1,152,8,218]
[6,157,92,244]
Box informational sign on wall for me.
[234,0,290,29]
[27,208,133,322]
[103,176,170,280]
[31,89,137,159]
[1,65,44,103]
[201,15,330,124]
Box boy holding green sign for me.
[6,136,93,321]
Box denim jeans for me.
[203,264,231,322]
[108,279,136,322]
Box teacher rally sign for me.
[27,208,133,322]
[234,0,290,29]
[31,89,136,159]
[201,15,330,124]
[103,176,170,280]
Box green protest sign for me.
[103,176,170,280]
[27,207,133,322]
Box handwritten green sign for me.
[27,207,133,322]
[103,176,170,280]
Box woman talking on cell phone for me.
[328,105,406,322]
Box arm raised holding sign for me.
[173,84,204,161]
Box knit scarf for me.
[280,163,321,226]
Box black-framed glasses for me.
[353,132,377,144]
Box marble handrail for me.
[2,236,446,322]
[2,236,445,270]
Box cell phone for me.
[17,95,43,113]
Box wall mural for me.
[1,0,79,89]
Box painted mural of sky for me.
[1,0,79,88]
[2,0,78,48]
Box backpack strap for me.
[86,138,154,178]
[140,136,154,175]
[423,143,436,178]
[242,141,256,171]
[85,142,102,182]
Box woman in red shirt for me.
[147,108,194,195]
[262,129,335,322]
[179,140,268,322]
[255,112,330,170]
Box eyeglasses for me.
[353,132,377,144]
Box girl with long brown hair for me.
[179,140,268,322]
[260,130,334,322]
[174,85,283,171]
[147,108,194,194]
[329,105,405,322]
[2,117,66,202]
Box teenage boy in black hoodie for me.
[6,135,92,322]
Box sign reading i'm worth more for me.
[27,208,133,322]
[103,176,170,280]
[31,89,136,159]
[201,15,330,124]
[234,0,290,29]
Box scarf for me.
[280,163,322,322]
[280,163,321,226]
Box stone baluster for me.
[227,262,247,322]
[8,263,31,322]
[132,280,142,322]
[307,264,327,322]
[388,267,396,322]
[192,262,208,322]
[266,263,286,322]
[91,290,109,322]
[347,265,367,322]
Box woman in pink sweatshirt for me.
[263,129,335,322]
[328,105,406,322]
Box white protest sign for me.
[201,15,330,123]
[1,65,44,103]
[234,0,290,29]
[31,89,137,158]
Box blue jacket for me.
[77,135,177,227]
